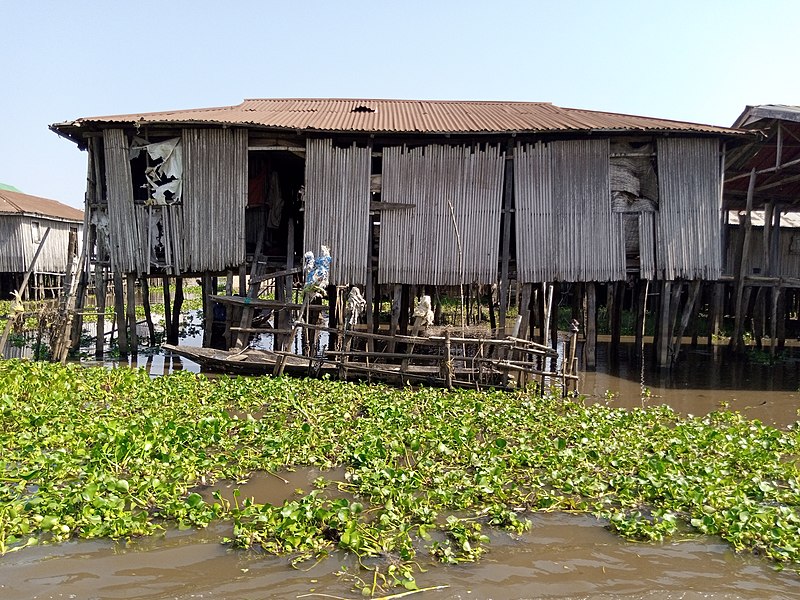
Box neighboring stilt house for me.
[723,105,800,354]
[51,99,744,367]
[0,188,83,299]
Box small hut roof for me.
[0,189,83,222]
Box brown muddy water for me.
[3,341,800,599]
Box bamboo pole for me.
[126,273,138,357]
[731,168,757,352]
[0,228,52,356]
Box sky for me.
[2,0,798,209]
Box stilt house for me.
[723,105,800,352]
[0,188,83,298]
[51,99,744,367]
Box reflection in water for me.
[579,341,800,427]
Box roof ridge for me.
[241,98,555,106]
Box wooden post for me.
[141,277,156,346]
[671,279,702,364]
[610,281,624,348]
[235,229,264,349]
[162,276,172,346]
[517,283,533,340]
[770,287,781,356]
[777,287,787,351]
[666,282,682,365]
[169,277,184,345]
[126,273,138,357]
[202,273,213,348]
[388,283,402,352]
[444,329,453,390]
[95,267,107,358]
[752,286,766,350]
[584,282,597,370]
[709,282,725,347]
[731,168,756,352]
[113,271,128,357]
[0,228,52,356]
[634,279,649,359]
[225,270,233,296]
[655,281,672,368]
[498,144,514,336]
[238,264,247,296]
[549,282,559,349]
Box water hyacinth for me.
[1,359,799,595]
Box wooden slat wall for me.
[103,128,143,274]
[0,217,82,274]
[379,144,504,285]
[0,217,25,272]
[304,139,371,285]
[515,140,625,282]
[181,128,248,273]
[656,138,722,280]
[639,212,657,280]
[725,226,800,279]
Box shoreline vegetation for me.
[1,359,799,595]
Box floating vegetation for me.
[1,359,799,594]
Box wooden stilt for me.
[517,283,533,340]
[610,280,624,348]
[666,282,682,364]
[549,282,559,349]
[202,273,213,348]
[731,168,756,352]
[770,287,780,356]
[709,282,724,346]
[0,228,52,356]
[399,285,411,336]
[655,281,672,368]
[168,277,183,345]
[113,271,128,357]
[671,279,701,364]
[126,273,138,357]
[584,282,597,370]
[388,284,402,353]
[162,276,172,346]
[141,277,156,346]
[634,279,649,359]
[95,267,107,358]
[777,287,787,350]
[752,286,766,350]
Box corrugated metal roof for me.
[52,98,743,137]
[733,104,800,128]
[0,189,83,222]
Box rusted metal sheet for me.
[656,138,722,280]
[0,189,83,222]
[54,99,743,139]
[303,139,371,285]
[515,140,625,283]
[379,144,505,285]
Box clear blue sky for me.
[2,0,798,209]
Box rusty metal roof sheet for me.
[0,189,83,222]
[52,98,743,138]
